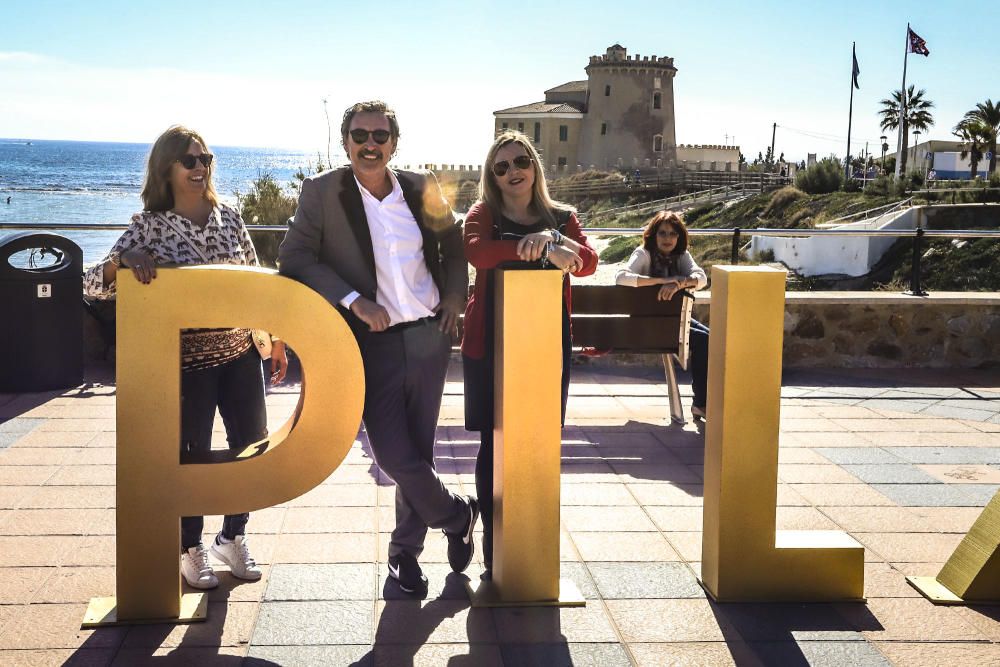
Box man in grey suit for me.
[278,100,478,596]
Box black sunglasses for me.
[176,153,213,169]
[492,155,533,177]
[349,129,392,145]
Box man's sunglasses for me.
[492,155,533,177]
[349,129,392,145]
[176,154,213,169]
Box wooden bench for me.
[570,284,695,424]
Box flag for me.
[908,28,930,56]
[852,47,860,89]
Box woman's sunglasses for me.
[349,129,392,145]
[492,155,533,177]
[176,154,213,169]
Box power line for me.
[777,124,881,147]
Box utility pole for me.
[770,122,777,167]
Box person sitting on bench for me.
[615,211,709,420]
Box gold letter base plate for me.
[82,593,208,627]
[465,578,586,608]
[907,576,1000,606]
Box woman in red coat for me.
[462,130,598,579]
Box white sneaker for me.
[210,534,262,581]
[181,544,219,589]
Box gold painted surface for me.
[82,593,207,627]
[492,269,563,603]
[700,266,864,602]
[913,489,1000,603]
[110,266,364,621]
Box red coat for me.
[461,202,598,359]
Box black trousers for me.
[180,348,267,550]
[689,318,710,410]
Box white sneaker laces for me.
[191,546,212,574]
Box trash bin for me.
[0,232,84,392]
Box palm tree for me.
[963,99,1000,175]
[953,118,990,179]
[878,85,935,176]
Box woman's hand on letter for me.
[516,232,553,262]
[120,250,156,284]
[547,245,583,273]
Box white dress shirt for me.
[340,171,439,325]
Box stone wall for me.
[690,292,1000,368]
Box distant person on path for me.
[615,211,709,420]
[84,125,287,590]
[462,130,598,579]
[278,100,477,597]
[5,196,10,204]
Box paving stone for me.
[561,506,656,532]
[265,563,375,601]
[252,600,373,645]
[840,464,941,485]
[0,418,46,434]
[920,404,999,422]
[588,562,703,599]
[871,483,989,507]
[625,483,704,506]
[629,641,755,667]
[958,483,1000,506]
[282,506,378,533]
[374,643,503,666]
[873,642,1000,667]
[246,645,374,666]
[813,448,906,465]
[919,464,1000,484]
[645,506,703,532]
[713,602,860,642]
[494,604,619,643]
[884,446,1000,465]
[820,506,931,533]
[374,600,496,644]
[0,647,120,666]
[378,564,473,602]
[0,602,126,650]
[272,532,377,564]
[571,531,681,562]
[0,433,20,450]
[560,483,637,506]
[791,484,895,507]
[853,532,963,563]
[860,597,988,641]
[500,641,632,666]
[121,601,257,648]
[606,599,728,642]
[746,640,891,666]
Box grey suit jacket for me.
[277,166,467,342]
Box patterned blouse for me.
[84,204,258,371]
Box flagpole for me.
[846,42,856,183]
[894,24,910,179]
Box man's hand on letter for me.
[434,293,465,338]
[269,340,289,384]
[350,296,391,332]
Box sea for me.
[0,138,319,265]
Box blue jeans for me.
[180,348,267,550]
[689,319,710,410]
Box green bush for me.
[237,173,298,268]
[599,236,641,263]
[762,186,806,218]
[794,158,844,194]
[864,175,894,196]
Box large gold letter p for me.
[85,266,364,624]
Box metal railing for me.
[2,222,998,298]
[585,226,1000,297]
[580,184,749,223]
[816,198,913,228]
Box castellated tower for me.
[579,44,678,170]
[493,44,678,172]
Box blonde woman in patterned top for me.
[84,125,287,590]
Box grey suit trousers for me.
[362,318,466,558]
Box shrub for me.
[795,158,843,194]
[864,175,894,196]
[762,186,805,218]
[599,236,641,263]
[237,173,298,268]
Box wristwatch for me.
[551,229,563,246]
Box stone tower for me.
[578,44,678,169]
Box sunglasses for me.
[492,155,533,177]
[176,153,213,169]
[349,129,392,145]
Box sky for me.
[1,1,997,166]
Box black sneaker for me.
[446,496,479,573]
[387,552,427,595]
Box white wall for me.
[750,208,917,277]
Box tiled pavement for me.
[0,362,999,666]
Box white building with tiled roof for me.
[495,44,679,172]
